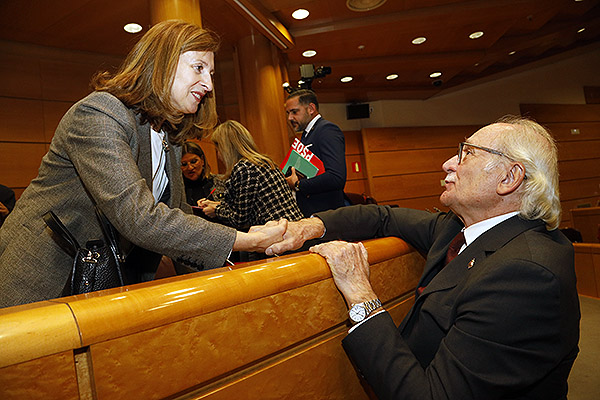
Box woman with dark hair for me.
[198,120,303,231]
[0,20,285,308]
[181,141,224,205]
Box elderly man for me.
[264,116,580,399]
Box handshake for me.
[236,217,326,255]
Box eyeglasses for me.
[457,142,516,164]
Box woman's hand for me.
[233,219,288,253]
[197,198,220,218]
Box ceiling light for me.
[429,71,442,78]
[123,23,142,34]
[509,51,516,55]
[412,37,427,45]
[577,27,586,33]
[347,0,387,12]
[302,50,317,57]
[292,9,310,20]
[386,74,398,80]
[469,31,484,39]
[341,76,353,83]
[358,44,365,50]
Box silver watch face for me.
[349,304,366,322]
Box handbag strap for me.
[43,211,80,251]
[95,207,125,264]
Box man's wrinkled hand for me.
[310,241,377,306]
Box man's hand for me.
[0,201,9,218]
[310,241,378,306]
[285,167,299,190]
[263,217,325,255]
[233,219,288,252]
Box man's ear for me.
[497,162,526,195]
[308,103,318,116]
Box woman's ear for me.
[497,162,526,195]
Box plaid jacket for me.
[216,159,303,229]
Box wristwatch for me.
[348,298,382,323]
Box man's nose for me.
[442,155,458,173]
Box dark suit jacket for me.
[0,92,236,308]
[316,205,580,400]
[296,116,346,217]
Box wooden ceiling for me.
[1,0,599,102]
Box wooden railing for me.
[0,237,425,400]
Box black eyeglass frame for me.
[457,142,516,165]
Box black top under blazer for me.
[316,204,580,400]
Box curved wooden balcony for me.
[0,237,424,400]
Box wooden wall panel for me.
[571,207,600,243]
[523,105,600,229]
[556,140,600,161]
[0,143,47,188]
[559,159,600,181]
[0,98,45,142]
[521,104,600,122]
[545,122,600,142]
[344,130,362,154]
[43,100,74,143]
[373,172,446,203]
[0,51,42,98]
[370,148,453,177]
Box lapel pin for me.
[468,258,476,269]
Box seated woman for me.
[181,141,224,205]
[198,120,303,231]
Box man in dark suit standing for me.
[284,89,346,217]
[264,116,580,399]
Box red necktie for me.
[417,231,466,296]
[445,231,466,266]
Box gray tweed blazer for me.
[0,92,236,308]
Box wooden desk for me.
[0,237,424,400]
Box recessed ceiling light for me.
[347,0,387,12]
[469,31,484,39]
[577,27,586,33]
[123,23,142,34]
[509,51,516,55]
[358,44,365,50]
[341,76,353,83]
[292,9,310,20]
[302,50,317,57]
[386,74,399,80]
[429,71,442,78]
[412,37,427,45]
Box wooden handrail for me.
[0,237,424,400]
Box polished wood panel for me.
[0,237,424,400]
[0,97,45,142]
[0,351,80,400]
[520,104,600,123]
[0,302,81,368]
[43,100,74,143]
[0,142,47,188]
[574,243,600,298]
[571,207,600,243]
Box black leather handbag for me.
[43,208,126,296]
